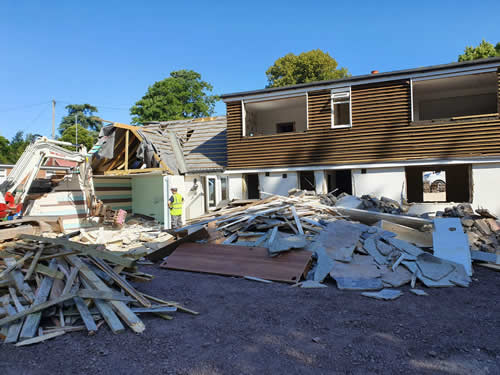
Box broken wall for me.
[131,174,165,223]
[352,167,406,202]
[93,176,132,212]
[472,163,500,217]
[228,174,243,200]
[258,172,298,197]
[184,175,205,220]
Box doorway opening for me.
[245,174,260,199]
[327,170,352,196]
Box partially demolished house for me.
[91,117,240,227]
[221,57,500,216]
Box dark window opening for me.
[361,168,367,174]
[327,170,352,196]
[245,174,260,199]
[282,174,287,178]
[276,122,295,133]
[299,171,316,191]
[265,172,270,176]
[412,72,498,121]
[405,165,471,203]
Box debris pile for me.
[0,234,197,346]
[435,203,500,254]
[156,192,499,296]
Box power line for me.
[0,101,51,113]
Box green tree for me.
[58,104,103,134]
[130,70,218,124]
[0,135,10,164]
[8,131,33,163]
[458,40,500,61]
[59,125,95,151]
[266,49,350,88]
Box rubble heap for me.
[154,191,499,298]
[0,234,197,346]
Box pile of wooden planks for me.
[0,234,197,346]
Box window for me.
[220,176,228,201]
[207,177,216,208]
[299,171,316,191]
[331,89,351,128]
[282,174,287,179]
[405,165,471,203]
[412,72,498,122]
[243,95,307,136]
[276,122,295,133]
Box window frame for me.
[331,87,352,129]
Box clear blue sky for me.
[1,0,499,140]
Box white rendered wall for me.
[132,175,165,223]
[258,172,298,197]
[228,174,243,200]
[472,163,500,217]
[183,175,205,220]
[314,171,327,194]
[352,167,406,202]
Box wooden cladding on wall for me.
[226,77,500,169]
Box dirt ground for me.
[1,265,500,375]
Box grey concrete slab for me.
[330,261,384,290]
[361,289,403,300]
[416,253,455,281]
[362,238,389,265]
[387,237,425,257]
[410,289,429,296]
[316,221,365,263]
[433,218,472,276]
[381,267,412,287]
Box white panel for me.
[183,175,205,220]
[352,167,406,202]
[258,172,298,197]
[132,175,165,223]
[228,174,243,200]
[472,163,500,217]
[314,171,327,194]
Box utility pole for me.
[51,99,56,139]
[75,114,78,146]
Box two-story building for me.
[221,57,500,216]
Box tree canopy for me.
[0,131,34,164]
[266,49,350,88]
[58,104,103,133]
[59,125,95,151]
[458,40,500,61]
[130,70,218,124]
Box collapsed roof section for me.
[91,117,227,176]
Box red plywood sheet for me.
[160,242,312,283]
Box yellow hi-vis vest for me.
[170,193,183,216]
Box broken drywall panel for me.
[330,261,384,291]
[315,221,365,263]
[381,267,412,287]
[299,280,328,288]
[310,245,335,283]
[375,220,433,247]
[361,289,403,301]
[335,207,432,228]
[335,195,363,209]
[470,250,500,265]
[402,260,455,288]
[433,218,472,276]
[416,253,455,281]
[268,232,307,256]
[362,238,389,265]
[410,289,428,296]
[386,237,424,257]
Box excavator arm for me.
[0,137,97,219]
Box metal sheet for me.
[160,243,312,283]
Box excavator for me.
[0,136,98,220]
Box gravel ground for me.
[1,266,500,375]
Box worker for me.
[168,187,184,229]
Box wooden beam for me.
[125,130,129,172]
[66,255,145,333]
[104,167,166,176]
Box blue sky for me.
[1,0,499,140]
